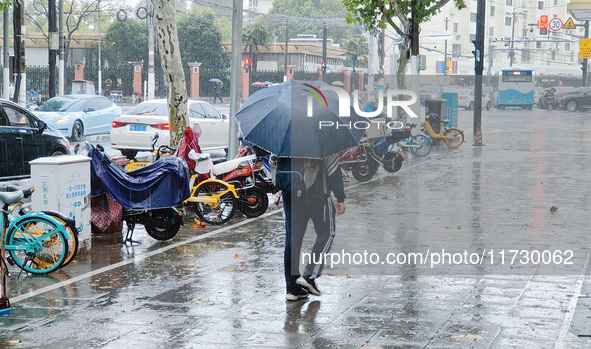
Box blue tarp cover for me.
[89,147,191,211]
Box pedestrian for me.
[275,154,347,301]
[213,82,223,103]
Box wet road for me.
[2,107,591,347]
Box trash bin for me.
[425,99,446,134]
[110,91,122,104]
[30,155,92,251]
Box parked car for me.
[556,88,591,112]
[0,99,70,178]
[539,86,576,109]
[420,85,442,104]
[457,89,493,110]
[110,99,230,160]
[35,95,122,142]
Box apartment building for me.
[418,0,586,75]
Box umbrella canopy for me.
[235,80,366,159]
[251,81,266,88]
[209,78,222,83]
[331,81,345,87]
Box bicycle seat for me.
[212,154,257,176]
[2,184,34,198]
[440,119,451,124]
[0,191,24,205]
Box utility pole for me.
[3,9,9,100]
[510,12,516,67]
[59,0,64,95]
[227,0,244,159]
[410,0,421,121]
[284,21,288,80]
[473,0,485,146]
[444,17,448,76]
[13,1,26,106]
[148,0,155,100]
[584,21,589,87]
[97,0,102,96]
[48,0,57,97]
[322,23,327,82]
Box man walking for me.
[213,82,223,103]
[281,155,346,301]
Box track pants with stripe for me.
[283,191,336,293]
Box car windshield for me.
[126,103,169,116]
[38,97,85,112]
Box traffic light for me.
[322,61,327,74]
[244,57,251,73]
[540,15,548,35]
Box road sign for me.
[563,17,577,30]
[580,39,591,59]
[549,18,563,32]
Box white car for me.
[110,99,230,159]
[457,89,493,110]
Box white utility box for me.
[30,155,92,252]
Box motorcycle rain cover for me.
[89,147,191,211]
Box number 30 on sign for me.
[549,18,562,32]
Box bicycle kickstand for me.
[123,222,141,245]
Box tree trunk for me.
[153,0,188,147]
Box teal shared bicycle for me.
[1,188,70,275]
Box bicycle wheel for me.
[193,181,237,225]
[7,216,68,274]
[443,128,464,148]
[41,211,78,268]
[410,134,433,156]
[238,186,269,218]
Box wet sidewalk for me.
[2,109,591,348]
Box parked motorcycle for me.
[339,135,404,182]
[77,142,189,243]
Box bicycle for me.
[3,184,78,268]
[422,113,464,148]
[1,188,70,275]
[393,123,433,157]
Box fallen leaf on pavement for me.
[550,206,558,212]
[234,254,245,259]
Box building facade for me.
[421,0,585,75]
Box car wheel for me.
[485,101,491,110]
[467,102,474,110]
[121,149,138,160]
[71,120,83,142]
[51,150,66,156]
[566,100,578,112]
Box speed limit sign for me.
[549,18,563,32]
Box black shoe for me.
[296,276,320,296]
[286,287,309,301]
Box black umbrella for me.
[235,80,366,159]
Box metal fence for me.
[1,66,359,101]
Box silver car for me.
[110,99,229,159]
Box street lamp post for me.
[98,0,102,96]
